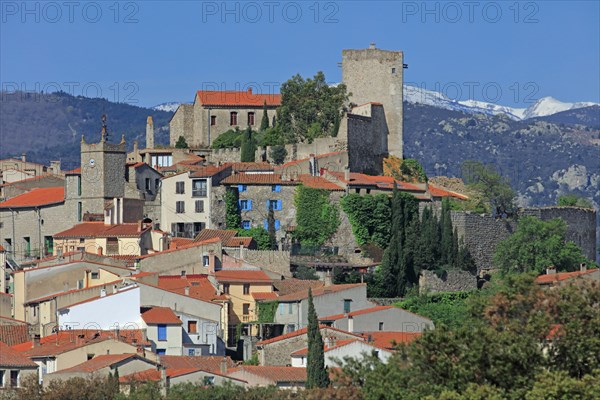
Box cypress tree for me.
[240,126,256,162]
[306,288,330,388]
[267,205,277,250]
[225,188,241,229]
[260,100,270,131]
[440,197,454,266]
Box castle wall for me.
[419,270,478,294]
[169,104,194,147]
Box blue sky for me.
[1,1,598,108]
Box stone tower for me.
[342,43,404,159]
[80,116,126,214]
[146,116,154,149]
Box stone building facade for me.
[342,44,404,159]
[170,89,280,148]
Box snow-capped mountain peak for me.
[521,96,598,119]
[153,102,181,113]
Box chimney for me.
[50,160,61,174]
[21,152,26,162]
[100,288,107,297]
[146,116,154,149]
[580,263,587,272]
[184,286,190,296]
[239,243,244,260]
[208,250,216,274]
[133,140,139,154]
[32,334,41,348]
[159,365,167,397]
[546,266,556,275]
[170,240,178,250]
[247,87,252,95]
[97,246,103,256]
[220,357,228,374]
[348,317,354,333]
[344,165,350,182]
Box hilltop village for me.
[0,45,597,396]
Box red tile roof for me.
[0,324,31,347]
[257,325,362,346]
[534,268,599,284]
[196,90,281,107]
[252,292,278,301]
[141,307,182,325]
[120,366,245,383]
[428,184,469,200]
[215,269,273,283]
[227,366,307,383]
[160,355,236,372]
[290,339,359,356]
[0,187,64,208]
[194,229,238,244]
[225,237,254,248]
[298,174,344,191]
[320,305,394,321]
[0,174,64,188]
[65,167,81,175]
[222,173,296,186]
[276,283,366,302]
[157,275,221,302]
[231,162,274,172]
[52,353,139,374]
[0,342,38,368]
[188,164,231,178]
[273,279,324,296]
[54,222,150,238]
[361,331,422,349]
[12,329,148,357]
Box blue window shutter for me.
[277,185,281,192]
[263,220,268,230]
[248,200,252,210]
[275,220,280,230]
[157,324,167,341]
[266,201,270,211]
[238,185,243,192]
[238,200,242,209]
[277,200,282,211]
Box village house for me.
[0,341,38,388]
[534,264,599,287]
[0,316,30,346]
[141,307,183,356]
[319,305,434,333]
[170,88,281,148]
[224,365,307,390]
[0,155,61,185]
[290,338,393,367]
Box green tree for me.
[260,100,269,131]
[307,288,330,389]
[237,227,271,250]
[175,135,188,149]
[277,71,349,143]
[211,128,243,149]
[225,188,241,229]
[293,265,320,280]
[269,145,287,165]
[493,216,592,274]
[240,126,256,162]
[294,185,339,246]
[267,205,277,250]
[461,160,516,217]
[557,193,593,209]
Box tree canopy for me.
[461,160,516,217]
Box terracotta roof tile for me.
[225,237,254,248]
[534,268,599,284]
[141,307,182,325]
[222,173,296,186]
[227,366,306,383]
[361,331,422,349]
[194,229,238,244]
[54,222,150,238]
[251,292,278,301]
[0,342,38,368]
[188,164,231,178]
[298,174,344,191]
[428,184,469,200]
[0,187,64,208]
[53,353,139,373]
[0,324,31,347]
[276,283,366,302]
[290,339,359,356]
[157,275,220,302]
[197,90,281,107]
[231,162,274,172]
[215,269,273,283]
[0,174,64,188]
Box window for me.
[157,324,167,341]
[243,284,250,295]
[79,238,85,244]
[344,299,352,314]
[379,322,384,331]
[272,185,281,192]
[10,370,18,388]
[288,303,293,314]
[91,272,100,279]
[175,181,185,194]
[391,67,396,74]
[248,112,255,125]
[155,179,160,190]
[242,303,250,315]
[238,184,247,192]
[23,237,31,257]
[263,219,280,231]
[240,199,252,211]
[267,200,282,211]
[176,201,185,213]
[181,270,186,277]
[203,255,210,267]
[241,220,251,229]
[77,176,82,196]
[106,238,119,254]
[230,112,238,126]
[195,200,204,213]
[77,202,82,222]
[0,370,3,388]
[210,115,217,126]
[188,320,198,333]
[192,179,207,197]
[151,155,172,168]
[156,349,166,355]
[145,178,150,191]
[194,222,204,236]
[44,236,53,255]
[279,304,284,315]
[223,283,230,294]
[188,348,195,356]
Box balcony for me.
[241,315,251,323]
